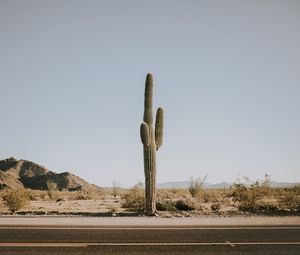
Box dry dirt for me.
[0,195,124,215]
[0,215,299,226]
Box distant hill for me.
[0,157,98,191]
[157,181,231,189]
[157,180,299,189]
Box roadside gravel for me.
[0,216,299,226]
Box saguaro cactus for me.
[140,73,164,215]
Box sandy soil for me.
[0,196,124,214]
[0,215,299,226]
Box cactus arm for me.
[155,107,164,150]
[140,122,150,146]
[143,73,153,125]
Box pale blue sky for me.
[0,0,299,187]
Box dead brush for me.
[3,188,30,213]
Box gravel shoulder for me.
[0,216,299,226]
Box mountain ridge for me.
[0,157,98,191]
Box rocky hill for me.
[0,157,97,191]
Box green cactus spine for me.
[140,73,164,215]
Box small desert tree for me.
[188,176,207,198]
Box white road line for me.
[0,226,299,230]
[0,242,299,247]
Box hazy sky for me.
[0,0,299,187]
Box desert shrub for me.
[67,188,104,200]
[157,189,188,200]
[156,199,176,211]
[3,189,30,212]
[188,176,207,198]
[170,188,189,199]
[256,200,278,212]
[175,199,197,211]
[157,189,172,199]
[121,182,145,211]
[231,175,274,213]
[202,192,211,202]
[211,202,221,211]
[74,190,95,200]
[277,185,300,211]
[201,189,223,203]
[29,190,48,201]
[46,180,59,200]
[239,199,279,213]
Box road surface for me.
[0,224,299,254]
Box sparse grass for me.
[157,188,189,200]
[29,190,48,201]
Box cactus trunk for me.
[140,73,164,215]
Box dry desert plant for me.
[46,180,59,200]
[3,189,30,213]
[121,182,145,211]
[188,175,207,198]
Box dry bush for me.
[156,199,176,211]
[230,175,275,213]
[3,189,30,212]
[157,189,185,199]
[189,176,207,198]
[29,190,48,201]
[121,183,145,211]
[61,188,104,200]
[157,189,171,199]
[276,185,300,211]
[211,202,221,211]
[73,190,97,200]
[175,199,197,211]
[46,180,60,201]
[200,189,224,203]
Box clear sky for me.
[0,0,299,187]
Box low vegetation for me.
[46,180,59,201]
[0,176,299,216]
[2,189,30,212]
[188,176,207,198]
[121,182,145,211]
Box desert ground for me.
[0,183,299,217]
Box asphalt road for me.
[0,225,299,254]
